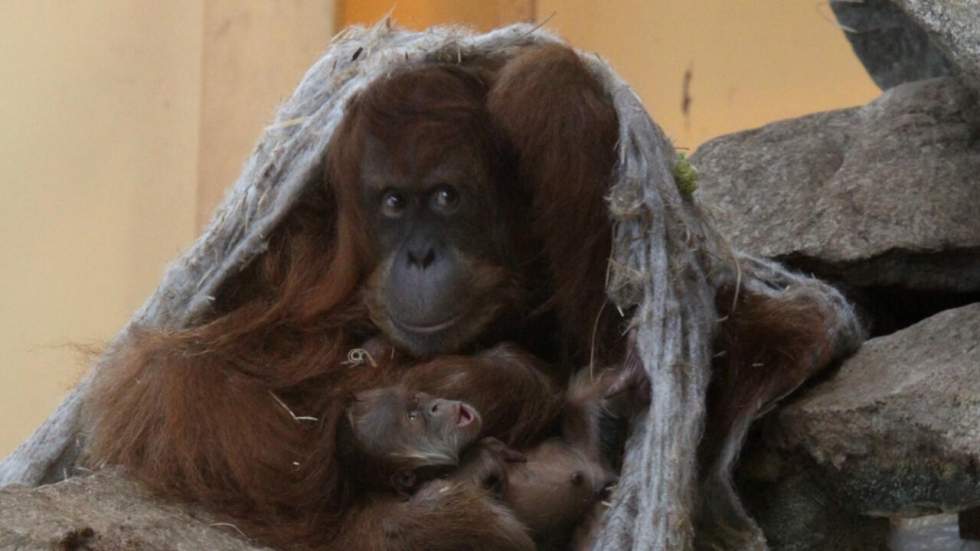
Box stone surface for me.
[830,0,952,90]
[892,515,980,550]
[891,0,980,94]
[693,77,980,292]
[771,303,980,517]
[738,444,890,551]
[0,469,269,550]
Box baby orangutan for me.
[332,386,535,550]
[330,366,640,550]
[337,386,485,495]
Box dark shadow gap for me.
[842,285,980,338]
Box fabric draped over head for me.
[0,21,862,551]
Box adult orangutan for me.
[81,36,859,551]
[85,44,619,549]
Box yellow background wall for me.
[1,1,877,456]
[340,0,534,33]
[0,1,333,456]
[537,0,879,150]
[0,1,202,457]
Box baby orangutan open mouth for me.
[456,402,475,427]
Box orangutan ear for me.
[392,470,417,496]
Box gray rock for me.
[693,77,980,293]
[891,0,980,94]
[891,515,980,551]
[0,469,269,550]
[737,444,890,551]
[830,0,952,90]
[771,303,980,517]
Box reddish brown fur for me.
[696,284,837,546]
[330,478,535,551]
[487,45,622,364]
[503,369,633,550]
[506,440,612,549]
[84,41,848,550]
[707,284,834,461]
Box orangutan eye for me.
[431,185,459,212]
[407,395,421,422]
[381,190,406,217]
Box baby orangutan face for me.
[348,386,482,493]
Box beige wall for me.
[340,0,533,32]
[0,2,334,457]
[198,1,336,228]
[0,1,202,457]
[539,0,880,149]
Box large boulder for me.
[0,469,269,550]
[830,0,952,90]
[891,0,980,94]
[693,77,980,294]
[770,303,980,516]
